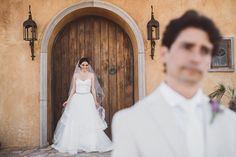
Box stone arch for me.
[40,0,145,146]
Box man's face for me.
[161,27,213,85]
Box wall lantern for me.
[23,5,37,60]
[147,5,160,60]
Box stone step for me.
[0,146,111,157]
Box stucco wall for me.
[0,0,235,148]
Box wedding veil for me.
[68,59,105,107]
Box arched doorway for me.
[51,15,134,142]
[40,0,145,147]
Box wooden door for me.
[52,16,134,139]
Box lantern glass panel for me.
[24,27,34,41]
[151,26,158,40]
[151,27,156,40]
[147,26,152,40]
[32,27,37,40]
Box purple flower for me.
[209,99,222,124]
[210,99,220,112]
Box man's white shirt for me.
[160,82,206,157]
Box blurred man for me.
[112,10,236,157]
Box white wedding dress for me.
[51,78,112,154]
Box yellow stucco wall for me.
[0,0,235,148]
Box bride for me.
[51,57,112,154]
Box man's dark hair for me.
[162,10,221,56]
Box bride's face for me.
[80,61,89,71]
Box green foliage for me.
[209,83,236,112]
[209,83,226,102]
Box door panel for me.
[52,16,134,139]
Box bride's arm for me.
[63,74,76,106]
[91,73,99,108]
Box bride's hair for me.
[78,57,90,67]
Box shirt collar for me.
[159,81,207,108]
